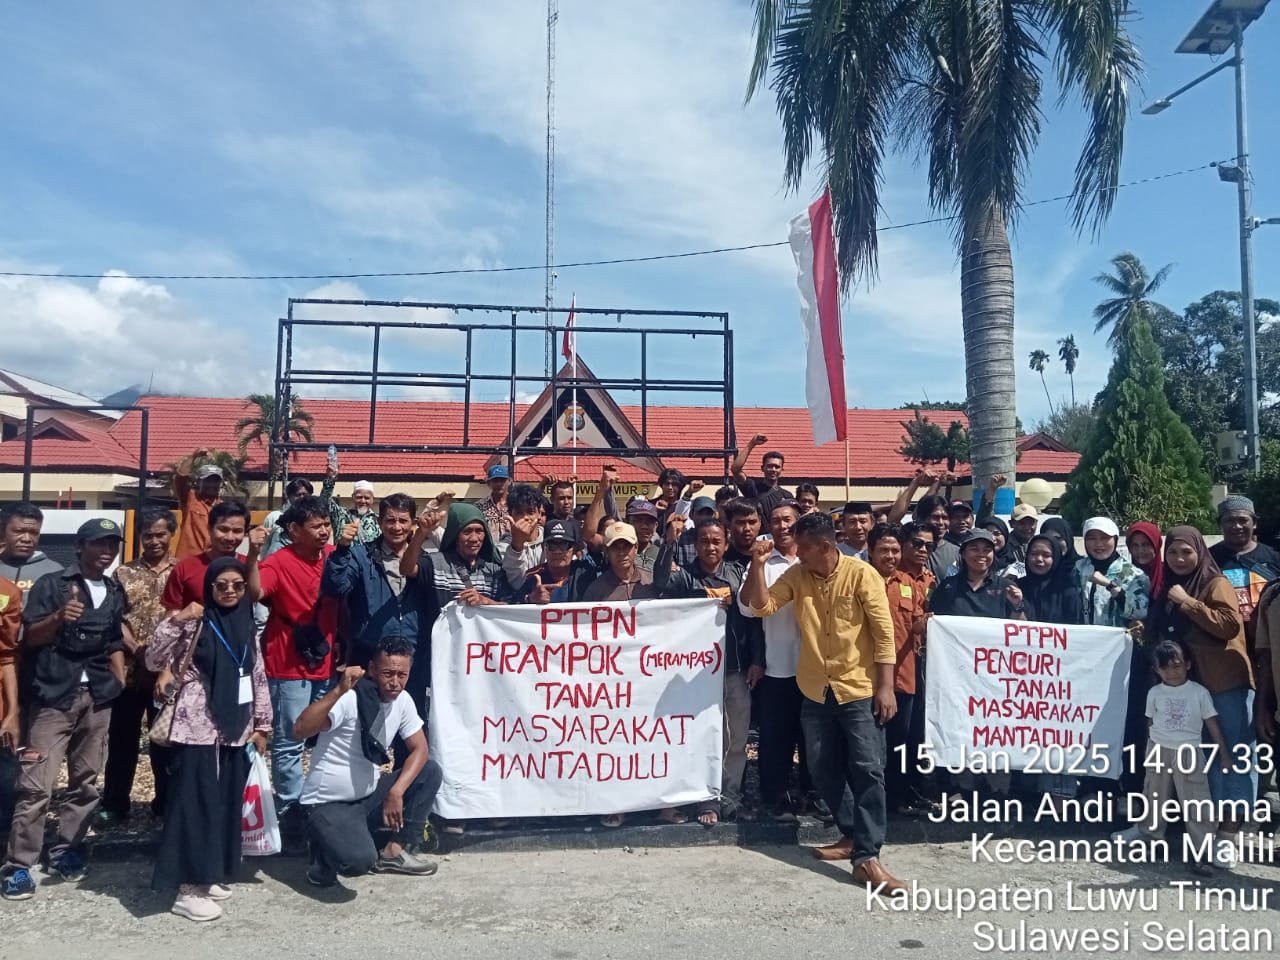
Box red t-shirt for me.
[258,545,337,681]
[161,553,213,611]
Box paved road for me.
[3,838,1278,959]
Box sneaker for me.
[1110,826,1143,844]
[205,883,232,901]
[47,851,87,882]
[171,886,223,922]
[1214,838,1238,871]
[1,868,36,901]
[374,849,439,876]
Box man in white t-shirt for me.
[294,637,442,886]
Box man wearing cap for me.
[172,451,224,561]
[478,465,512,544]
[1,520,127,899]
[321,460,381,547]
[581,522,659,603]
[626,499,662,573]
[512,520,578,603]
[674,497,719,569]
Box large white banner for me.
[429,598,725,818]
[925,616,1132,776]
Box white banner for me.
[429,598,725,818]
[924,616,1132,776]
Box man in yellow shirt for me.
[742,512,905,892]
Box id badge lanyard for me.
[206,621,253,704]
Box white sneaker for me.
[172,886,223,922]
[205,884,232,901]
[1214,837,1238,871]
[1110,826,1143,844]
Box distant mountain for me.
[99,384,150,407]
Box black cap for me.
[77,517,124,542]
[544,520,576,544]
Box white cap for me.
[1082,516,1120,538]
[353,480,375,494]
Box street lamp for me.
[1143,0,1271,473]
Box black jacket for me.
[653,544,764,673]
[22,568,126,708]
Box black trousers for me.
[756,675,812,804]
[102,686,169,816]
[800,692,886,864]
[305,760,443,876]
[883,691,916,808]
[152,743,250,891]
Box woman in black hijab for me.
[979,515,1022,578]
[1038,516,1080,566]
[147,557,272,923]
[1017,535,1083,625]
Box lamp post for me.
[1144,0,1272,474]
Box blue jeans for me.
[1207,687,1257,806]
[800,691,886,864]
[269,677,334,812]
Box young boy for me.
[1111,640,1231,875]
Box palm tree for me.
[1092,252,1173,348]
[1057,334,1079,406]
[234,392,315,478]
[1028,349,1054,416]
[748,0,1139,492]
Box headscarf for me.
[1149,526,1224,640]
[1082,516,1121,573]
[980,516,1017,569]
[1017,535,1083,625]
[1038,516,1079,565]
[441,502,495,563]
[1126,521,1164,598]
[196,556,256,741]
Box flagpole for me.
[570,295,578,487]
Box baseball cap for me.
[691,496,717,515]
[1082,517,1120,538]
[77,517,123,542]
[960,528,996,548]
[1011,503,1038,522]
[949,499,974,515]
[195,464,224,480]
[603,521,638,547]
[486,465,510,481]
[626,499,659,519]
[544,519,576,544]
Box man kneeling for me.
[295,637,442,886]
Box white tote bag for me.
[241,750,282,857]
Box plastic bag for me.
[241,749,281,856]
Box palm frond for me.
[747,0,796,100]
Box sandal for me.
[697,808,719,828]
[657,807,689,825]
[599,814,625,828]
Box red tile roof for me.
[0,395,1078,482]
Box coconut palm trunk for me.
[960,205,1016,492]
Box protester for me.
[838,502,873,560]
[2,519,127,900]
[886,469,945,525]
[0,576,17,751]
[545,479,583,546]
[1073,517,1149,628]
[296,642,442,887]
[1123,520,1165,793]
[978,516,1025,579]
[742,512,904,891]
[741,501,815,820]
[898,521,939,594]
[1008,504,1039,558]
[1111,639,1232,876]
[1126,522,1164,599]
[731,433,793,521]
[100,507,178,825]
[173,453,224,561]
[322,493,430,670]
[147,558,271,921]
[162,500,252,610]
[865,524,928,816]
[794,482,821,516]
[246,496,338,832]
[655,515,763,825]
[1017,535,1082,625]
[722,498,762,566]
[499,483,551,576]
[1039,515,1081,567]
[897,520,939,813]
[477,465,512,544]
[626,499,662,572]
[673,497,719,569]
[512,520,578,602]
[915,495,957,578]
[1148,526,1254,860]
[930,530,1026,621]
[260,477,315,558]
[0,502,63,600]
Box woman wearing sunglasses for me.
[146,557,272,922]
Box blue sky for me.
[1,1,1276,430]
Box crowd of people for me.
[0,442,1276,917]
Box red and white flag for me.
[788,191,847,446]
[561,295,576,363]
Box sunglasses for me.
[909,538,936,551]
[213,580,247,593]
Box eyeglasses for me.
[909,538,936,551]
[213,580,247,593]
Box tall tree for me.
[749,0,1139,496]
[899,409,969,471]
[1062,303,1211,528]
[1032,401,1096,453]
[1057,334,1079,406]
[234,392,315,478]
[1028,349,1054,415]
[1092,251,1174,347]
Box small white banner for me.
[924,616,1132,776]
[429,598,725,818]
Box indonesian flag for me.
[788,191,847,445]
[561,295,576,362]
